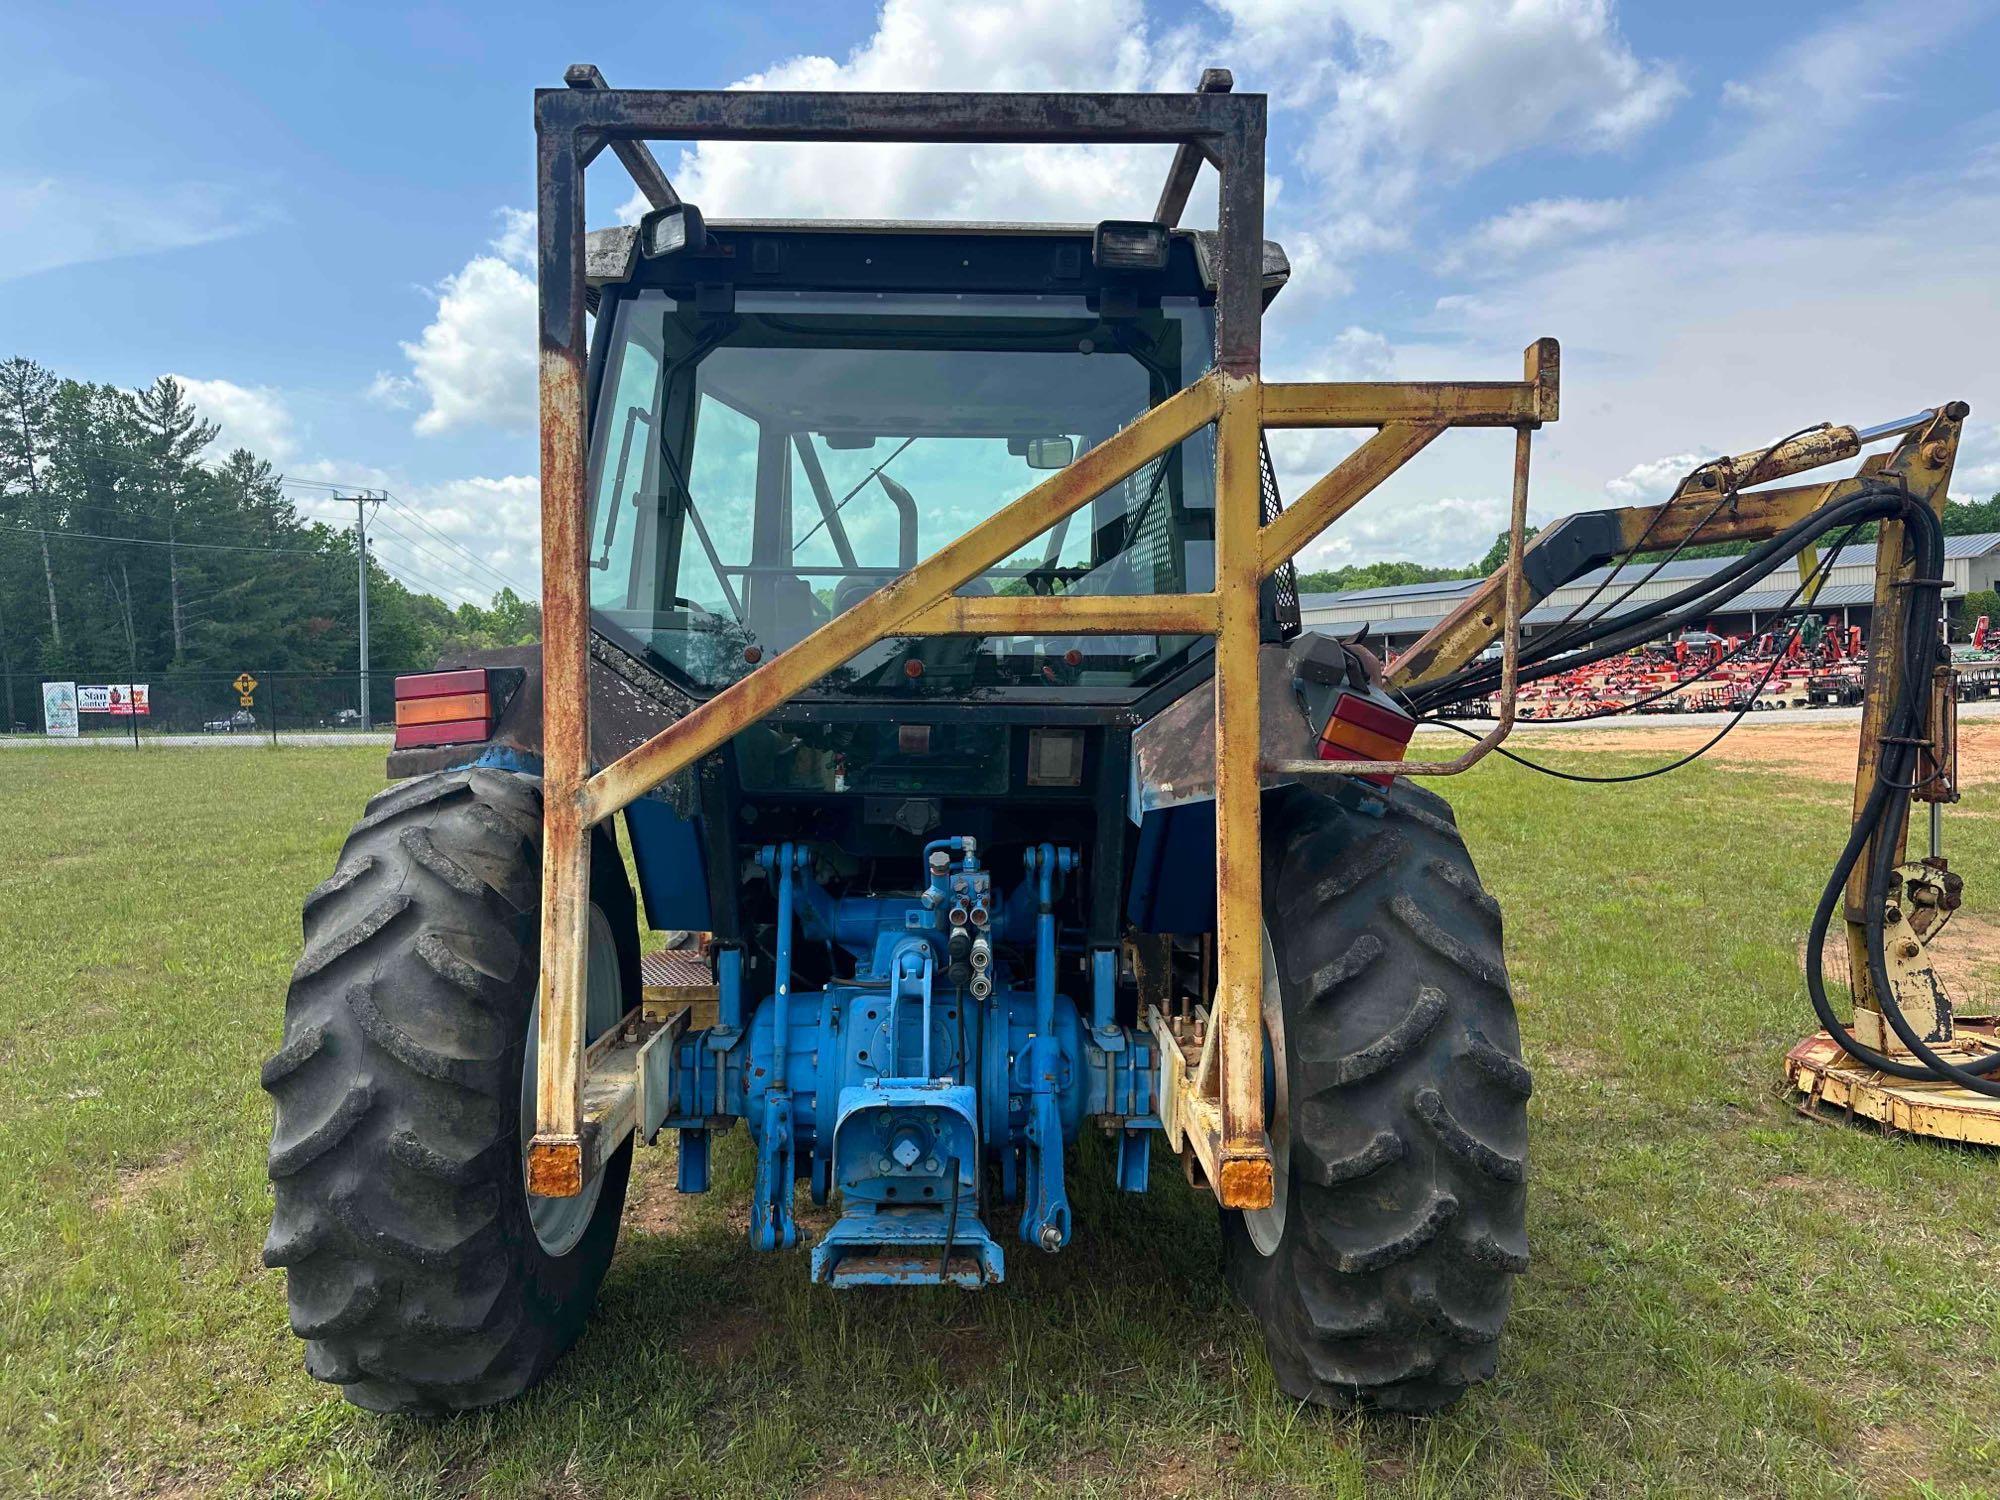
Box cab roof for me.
[584,221,1290,306]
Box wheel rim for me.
[521,905,625,1255]
[1243,927,1290,1257]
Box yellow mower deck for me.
[1786,1018,2000,1144]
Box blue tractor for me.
[263,69,1535,1416]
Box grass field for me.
[1,742,1996,1498]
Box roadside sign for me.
[42,682,78,738]
[239,693,255,707]
[233,673,258,695]
[78,684,150,716]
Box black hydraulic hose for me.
[1418,505,1848,704]
[1419,623,1807,785]
[1400,469,1983,1090]
[1414,489,1881,706]
[1530,425,1827,660]
[1796,498,2000,1089]
[1409,485,1915,713]
[1444,525,1862,727]
[938,1154,962,1283]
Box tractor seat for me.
[762,572,830,648]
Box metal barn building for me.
[1300,531,2000,653]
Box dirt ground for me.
[1495,716,2000,788]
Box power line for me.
[0,525,329,558]
[366,550,485,607]
[278,476,381,493]
[280,480,535,600]
[363,534,494,604]
[367,515,515,603]
[378,493,534,595]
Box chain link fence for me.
[5,670,410,742]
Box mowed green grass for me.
[0,744,1996,1499]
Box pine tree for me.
[0,357,64,651]
[133,377,219,664]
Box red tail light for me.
[394,668,495,749]
[1314,690,1416,788]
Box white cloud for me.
[363,0,1989,585]
[1604,451,1712,504]
[0,176,271,282]
[1265,325,1400,499]
[1299,491,1515,571]
[490,207,535,268]
[389,212,540,436]
[620,0,1193,226]
[1951,424,2000,506]
[1447,195,1629,269]
[1706,1,1941,192]
[1388,2,1998,555]
[170,375,299,462]
[286,459,542,605]
[366,371,421,410]
[1423,194,2000,531]
[1225,0,1680,262]
[390,474,543,597]
[412,0,1686,442]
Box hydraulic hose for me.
[1789,496,2000,1090]
[1397,466,1987,1091]
[1406,484,1931,714]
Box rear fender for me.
[384,640,693,783]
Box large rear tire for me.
[262,767,637,1414]
[1223,779,1531,1413]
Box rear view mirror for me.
[825,433,877,450]
[1024,436,1075,469]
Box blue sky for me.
[5,0,1998,604]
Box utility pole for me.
[340,493,383,729]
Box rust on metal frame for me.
[1787,1020,2000,1145]
[528,109,593,1197]
[1843,407,1961,1011]
[529,80,1272,1199]
[1257,421,1443,572]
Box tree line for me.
[0,356,539,726]
[1293,528,1537,596]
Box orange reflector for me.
[395,691,490,727]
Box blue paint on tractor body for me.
[1127,801,1218,933]
[623,796,711,932]
[657,834,1160,1287]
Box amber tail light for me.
[393,668,495,749]
[1314,690,1416,788]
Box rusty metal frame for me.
[527,77,1559,1205]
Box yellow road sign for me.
[239,693,255,707]
[233,673,258,694]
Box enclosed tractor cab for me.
[265,65,1977,1422]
